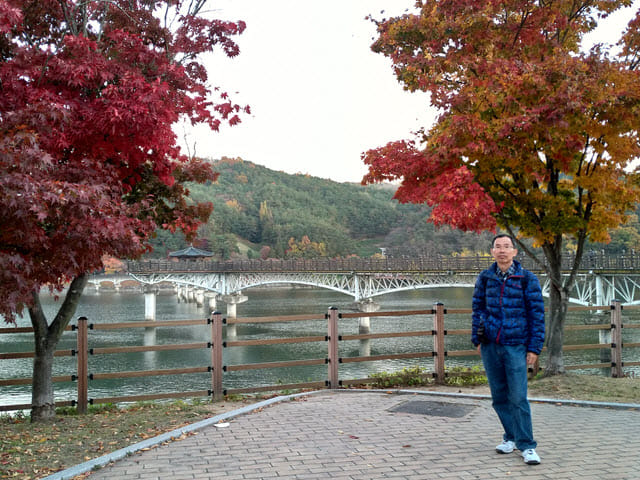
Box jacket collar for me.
[490,259,523,279]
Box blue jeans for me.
[481,342,537,451]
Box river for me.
[2,286,638,407]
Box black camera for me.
[477,323,490,344]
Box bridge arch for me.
[231,278,479,300]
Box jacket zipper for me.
[496,274,525,345]
[497,278,506,344]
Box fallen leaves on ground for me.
[0,398,252,480]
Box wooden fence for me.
[1,301,639,413]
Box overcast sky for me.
[179,1,639,184]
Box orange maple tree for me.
[362,0,640,374]
[286,236,328,259]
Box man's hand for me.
[526,352,538,366]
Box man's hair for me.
[491,234,515,248]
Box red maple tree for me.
[0,0,248,420]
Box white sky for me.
[179,0,639,184]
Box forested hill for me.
[147,157,495,259]
[197,157,402,258]
[150,157,637,259]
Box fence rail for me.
[1,302,638,413]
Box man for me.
[472,234,545,465]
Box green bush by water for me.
[369,365,487,388]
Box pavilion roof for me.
[168,246,213,258]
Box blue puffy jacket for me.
[471,260,545,354]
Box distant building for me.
[168,246,214,262]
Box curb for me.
[391,388,640,410]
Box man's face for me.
[491,237,518,270]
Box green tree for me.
[210,234,239,260]
[150,230,187,259]
[598,214,640,254]
[363,0,640,375]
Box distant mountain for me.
[147,157,494,259]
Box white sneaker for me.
[522,448,541,465]
[495,440,515,454]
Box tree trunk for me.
[541,236,582,376]
[544,275,568,375]
[31,339,56,422]
[29,274,88,422]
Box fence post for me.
[433,303,446,384]
[210,311,224,401]
[610,300,623,378]
[76,317,88,414]
[327,307,339,389]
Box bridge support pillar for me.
[356,299,380,358]
[356,299,380,334]
[143,285,158,349]
[595,275,604,306]
[195,289,205,308]
[144,285,157,322]
[222,293,248,337]
[180,286,190,303]
[186,287,196,303]
[205,292,218,315]
[178,286,191,303]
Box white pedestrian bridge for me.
[99,254,640,307]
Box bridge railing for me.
[1,301,639,412]
[127,256,497,273]
[127,252,640,274]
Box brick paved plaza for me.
[53,390,640,480]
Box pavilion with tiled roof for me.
[168,246,213,261]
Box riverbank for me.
[1,373,638,479]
